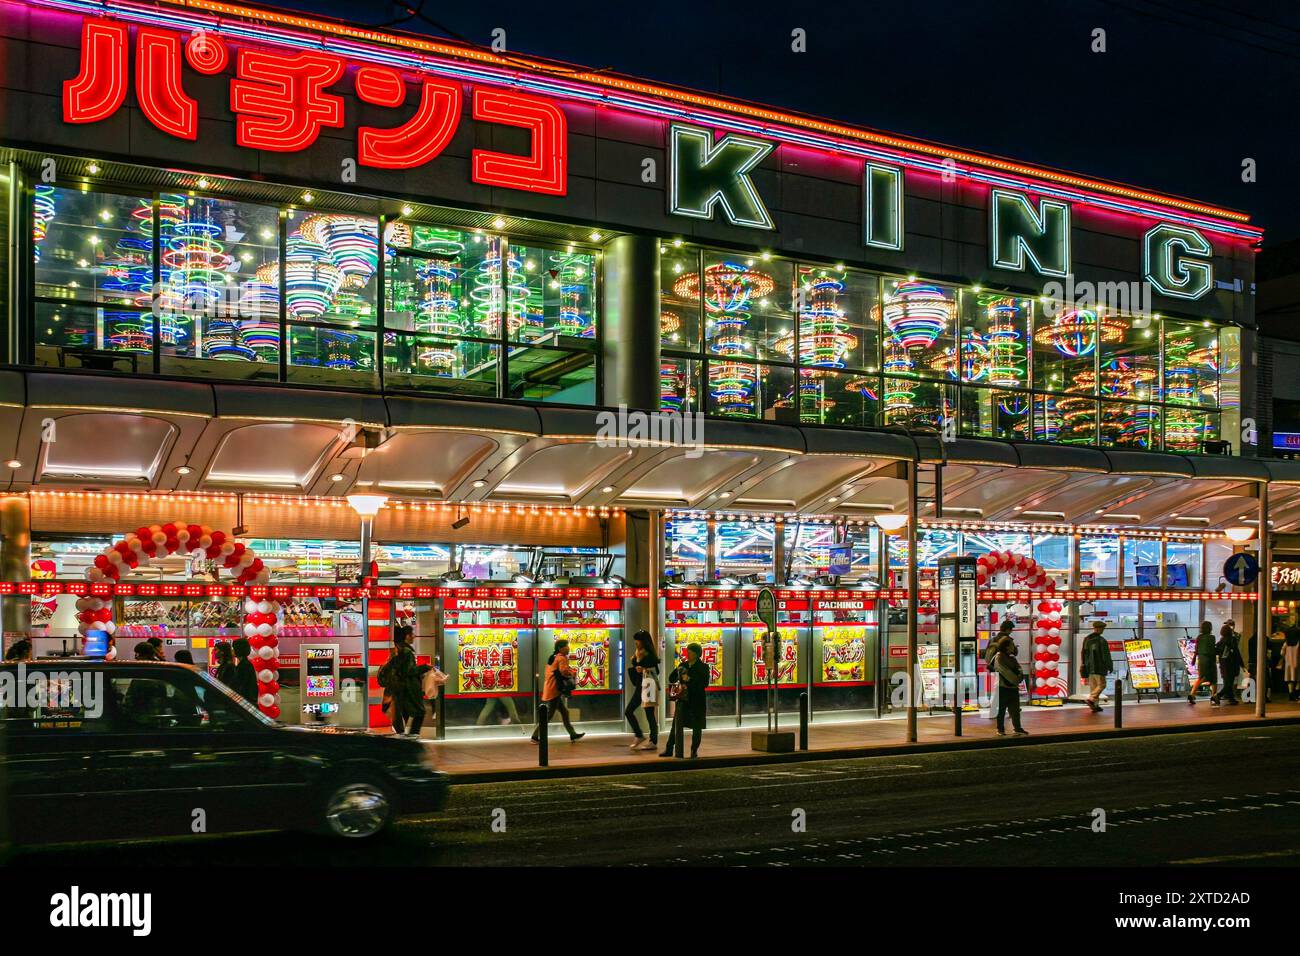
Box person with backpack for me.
[991,636,1028,736]
[660,642,710,758]
[1214,622,1244,706]
[1079,620,1113,713]
[531,638,584,743]
[379,625,426,736]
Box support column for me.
[599,234,661,410]
[906,463,919,743]
[648,509,663,656]
[0,495,31,649]
[1256,482,1270,717]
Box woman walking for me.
[624,630,660,751]
[381,625,426,736]
[1187,621,1219,705]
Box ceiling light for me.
[345,494,388,518]
[301,190,313,203]
[197,177,209,189]
[173,465,192,476]
[493,217,506,229]
[1224,526,1255,543]
[87,162,100,174]
[873,514,908,532]
[601,485,614,493]
[328,473,345,482]
[472,479,487,488]
[718,491,731,499]
[589,231,602,241]
[4,459,20,469]
[400,204,413,217]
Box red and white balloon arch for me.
[79,522,282,718]
[974,550,1065,699]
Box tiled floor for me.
[406,695,1300,779]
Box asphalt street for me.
[12,725,1300,866]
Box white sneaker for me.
[629,740,643,749]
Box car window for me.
[192,681,257,731]
[0,667,111,736]
[110,676,210,732]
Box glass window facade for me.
[660,243,1238,450]
[32,187,600,401]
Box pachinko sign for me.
[455,630,519,694]
[564,628,612,691]
[750,632,798,686]
[820,626,869,684]
[671,627,725,686]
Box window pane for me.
[659,357,700,413]
[788,265,878,372]
[1035,394,1097,444]
[882,377,955,431]
[35,186,152,307]
[509,242,597,342]
[287,324,376,386]
[960,386,1030,440]
[880,278,958,382]
[1100,401,1159,449]
[507,346,595,402]
[709,363,795,421]
[34,302,149,372]
[963,292,1032,389]
[284,211,378,328]
[1164,407,1220,452]
[158,194,281,379]
[1123,538,1161,585]
[383,332,498,396]
[784,368,879,427]
[700,253,793,363]
[1164,319,1220,408]
[1098,313,1159,403]
[660,245,701,352]
[1034,306,1105,394]
[1165,541,1203,588]
[1079,535,1120,586]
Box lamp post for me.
[875,508,914,742]
[346,494,387,731]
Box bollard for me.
[537,704,549,767]
[435,684,447,741]
[799,692,809,751]
[1113,676,1123,729]
[953,698,963,737]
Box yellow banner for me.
[456,629,519,694]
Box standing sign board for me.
[1123,639,1160,690]
[300,643,341,721]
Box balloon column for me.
[974,550,1065,702]
[244,596,283,719]
[82,524,279,717]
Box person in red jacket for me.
[531,638,584,743]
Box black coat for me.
[231,658,260,705]
[669,658,710,729]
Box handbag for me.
[553,661,577,696]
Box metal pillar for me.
[1256,483,1270,718]
[0,495,31,647]
[649,509,663,656]
[906,463,919,743]
[599,234,660,410]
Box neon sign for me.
[63,17,566,191]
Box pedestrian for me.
[4,638,32,661]
[173,649,195,667]
[213,641,236,686]
[147,636,165,660]
[660,642,710,758]
[229,636,261,705]
[1283,625,1300,701]
[1187,621,1219,705]
[1214,622,1244,706]
[1079,621,1113,712]
[1248,631,1273,704]
[531,638,585,743]
[991,635,1029,736]
[986,619,1014,667]
[132,640,157,661]
[380,625,425,737]
[624,630,660,751]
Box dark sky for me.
[287,0,1300,244]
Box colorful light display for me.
[32,185,57,263]
[548,250,594,338]
[983,295,1029,388]
[1034,308,1125,358]
[879,280,953,350]
[773,269,857,420]
[676,261,774,417]
[412,226,467,375]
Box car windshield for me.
[196,670,279,727]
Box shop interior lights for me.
[676,261,773,418]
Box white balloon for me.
[220,542,235,556]
[259,693,275,708]
[1048,611,1061,621]
[129,538,145,552]
[244,598,259,614]
[255,569,271,585]
[106,550,123,565]
[1035,677,1046,687]
[257,600,272,615]
[1047,660,1059,670]
[258,645,274,659]
[198,535,213,549]
[257,668,274,683]
[238,553,255,568]
[87,568,105,582]
[1035,643,1046,654]
[151,531,167,545]
[148,524,162,534]
[243,623,256,638]
[256,623,272,637]
[176,529,190,544]
[103,620,116,635]
[1048,627,1060,637]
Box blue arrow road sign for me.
[1223,552,1259,587]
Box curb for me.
[447,714,1300,784]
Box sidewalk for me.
[415,697,1300,782]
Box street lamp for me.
[873,513,908,533]
[1223,526,1255,543]
[346,494,388,579]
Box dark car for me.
[0,658,449,843]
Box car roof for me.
[1,658,191,668]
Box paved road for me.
[13,726,1300,866]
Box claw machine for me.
[441,592,535,738]
[662,593,738,723]
[738,593,807,719]
[536,594,624,730]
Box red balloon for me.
[164,536,180,553]
[210,531,226,547]
[262,681,280,696]
[263,705,280,720]
[187,524,203,540]
[105,564,119,579]
[134,526,151,540]
[249,558,264,573]
[205,545,221,559]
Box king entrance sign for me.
[1223,552,1259,587]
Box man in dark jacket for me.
[230,637,261,706]
[660,642,710,759]
[1080,621,1113,713]
[1215,623,1244,706]
[992,636,1028,736]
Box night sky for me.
[287,0,1300,243]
